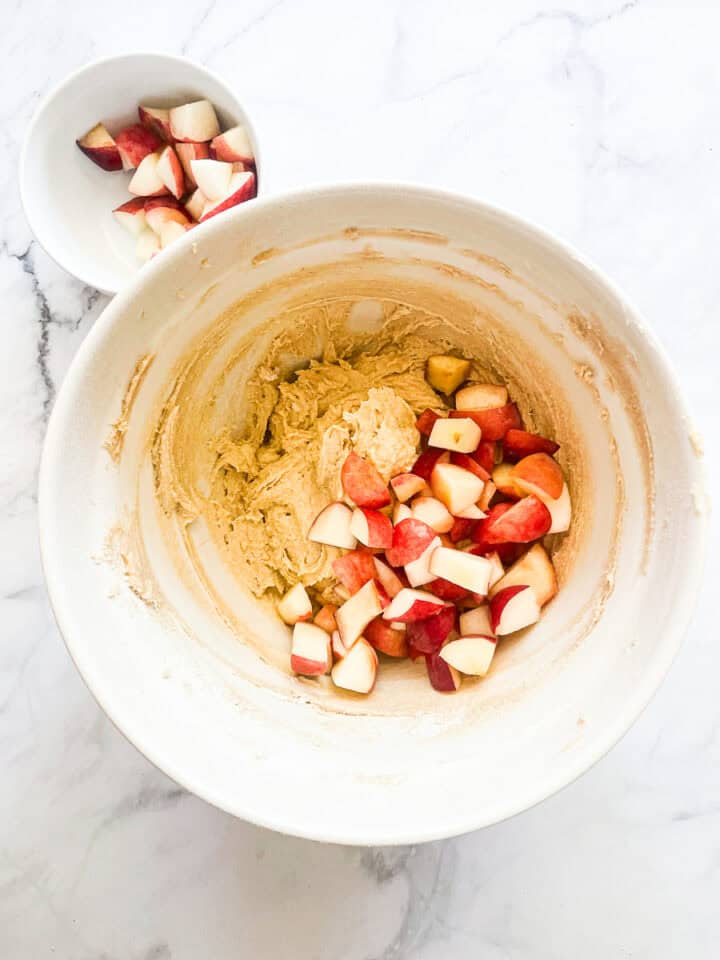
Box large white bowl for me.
[20,52,261,294]
[39,185,706,845]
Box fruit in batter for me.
[364,619,409,658]
[405,604,456,653]
[455,382,508,411]
[350,507,393,549]
[385,518,437,567]
[440,635,497,676]
[511,453,564,499]
[490,542,557,606]
[332,550,377,595]
[425,653,462,691]
[425,355,472,395]
[459,605,494,637]
[341,452,392,509]
[382,588,448,623]
[390,473,427,502]
[481,496,552,544]
[410,497,454,534]
[314,604,338,633]
[372,558,405,598]
[308,501,357,549]
[335,579,384,648]
[503,428,560,462]
[489,585,541,635]
[273,343,568,695]
[291,622,332,675]
[429,547,492,594]
[403,535,442,587]
[450,403,522,440]
[430,462,485,515]
[428,417,482,453]
[277,582,313,625]
[331,638,378,694]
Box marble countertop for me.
[2,1,718,956]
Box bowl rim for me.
[18,49,262,295]
[38,182,708,844]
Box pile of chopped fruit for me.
[276,354,571,695]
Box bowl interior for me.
[40,186,705,843]
[21,53,259,294]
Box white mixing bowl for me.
[39,185,706,844]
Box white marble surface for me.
[1,0,718,956]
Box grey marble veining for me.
[1,1,718,957]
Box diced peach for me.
[350,507,393,549]
[415,408,441,437]
[76,122,122,171]
[308,501,357,549]
[341,452,391,509]
[440,635,497,676]
[277,582,312,625]
[115,123,163,170]
[210,124,255,163]
[332,550,377,595]
[503,428,559,462]
[430,462,485,515]
[428,546,492,594]
[175,141,210,187]
[425,355,471,394]
[492,463,521,499]
[314,605,338,633]
[425,652,462,691]
[291,622,332,676]
[336,580,384,649]
[489,542,557,606]
[510,453,564,499]
[455,383,508,411]
[169,100,220,143]
[428,417,482,453]
[450,452,489,481]
[386,517,437,567]
[364,618,409,657]
[480,496,551,544]
[372,557,404,598]
[411,497,454,533]
[390,472,428,503]
[450,403,522,441]
[411,449,449,482]
[382,588,447,623]
[138,105,172,141]
[489,585,540,635]
[331,637,378,693]
[405,603,456,653]
[199,171,255,221]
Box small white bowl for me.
[20,52,261,294]
[39,185,707,845]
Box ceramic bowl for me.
[19,52,261,294]
[39,185,706,844]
